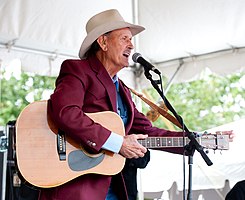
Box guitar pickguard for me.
[68,150,105,171]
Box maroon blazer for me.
[39,54,184,200]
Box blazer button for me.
[92,142,96,147]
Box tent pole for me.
[132,0,140,53]
[132,1,146,200]
[164,59,184,94]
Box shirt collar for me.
[112,75,119,91]
[112,74,118,84]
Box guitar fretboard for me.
[138,137,199,148]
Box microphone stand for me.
[143,69,213,200]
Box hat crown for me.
[86,9,124,34]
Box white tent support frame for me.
[164,59,184,94]
[0,42,77,61]
[134,45,245,95]
[162,46,245,93]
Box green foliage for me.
[142,72,245,132]
[1,69,244,133]
[0,71,56,125]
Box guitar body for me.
[15,101,125,188]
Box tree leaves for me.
[0,70,244,131]
[142,72,245,131]
[0,71,55,125]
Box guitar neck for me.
[138,137,193,148]
[138,134,230,150]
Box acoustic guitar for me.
[15,100,231,188]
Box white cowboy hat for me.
[78,9,145,59]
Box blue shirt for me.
[102,75,128,153]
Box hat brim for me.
[78,21,145,59]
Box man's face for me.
[104,28,134,69]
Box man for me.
[226,180,245,200]
[39,9,185,200]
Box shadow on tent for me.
[144,180,231,200]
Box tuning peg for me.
[195,132,203,137]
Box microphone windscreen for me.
[132,52,142,63]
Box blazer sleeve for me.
[48,59,111,153]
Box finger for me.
[137,151,145,158]
[138,146,147,154]
[135,134,148,139]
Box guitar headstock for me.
[214,130,234,142]
[198,130,233,150]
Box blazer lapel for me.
[97,71,118,112]
[88,55,117,112]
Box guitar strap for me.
[57,129,66,161]
[128,87,182,129]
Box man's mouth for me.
[123,51,130,58]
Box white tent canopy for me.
[1,0,245,88]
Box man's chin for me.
[123,61,129,68]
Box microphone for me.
[132,53,161,75]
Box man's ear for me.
[97,35,107,51]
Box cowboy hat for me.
[78,9,145,59]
